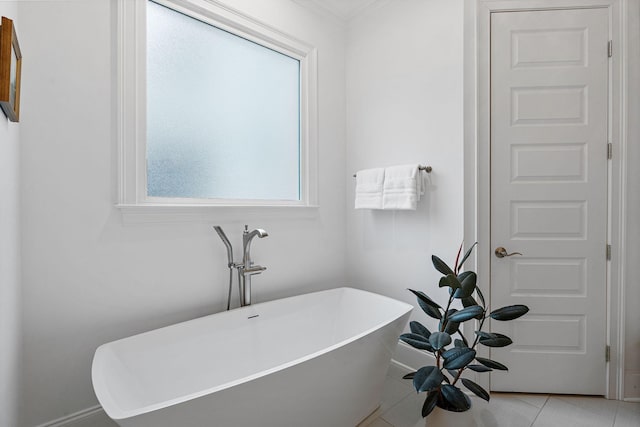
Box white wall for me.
[13,0,640,425]
[0,3,21,426]
[345,0,464,336]
[17,0,346,425]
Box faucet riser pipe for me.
[244,276,251,306]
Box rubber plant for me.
[400,243,529,418]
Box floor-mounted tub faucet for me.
[240,225,268,307]
[213,225,268,309]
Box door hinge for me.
[606,345,611,362]
[606,244,612,260]
[607,143,613,159]
[608,40,613,57]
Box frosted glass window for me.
[146,1,301,200]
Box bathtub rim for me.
[91,286,413,421]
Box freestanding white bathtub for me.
[92,287,412,427]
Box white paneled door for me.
[489,8,609,395]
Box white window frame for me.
[116,0,318,218]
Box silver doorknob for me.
[495,247,523,258]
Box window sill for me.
[116,203,320,224]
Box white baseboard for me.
[34,405,106,427]
[624,397,640,403]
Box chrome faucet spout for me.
[242,227,268,264]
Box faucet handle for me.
[243,265,266,275]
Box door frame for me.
[464,0,628,399]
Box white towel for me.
[354,168,385,209]
[382,164,425,210]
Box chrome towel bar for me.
[352,165,432,178]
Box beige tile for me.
[367,418,394,427]
[493,392,549,409]
[555,395,619,413]
[476,394,542,427]
[614,401,640,427]
[618,401,640,413]
[380,375,415,413]
[65,411,118,427]
[532,396,617,427]
[380,392,426,427]
[358,407,383,427]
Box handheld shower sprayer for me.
[214,225,235,310]
[213,226,233,268]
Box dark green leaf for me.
[419,304,442,320]
[403,372,416,380]
[401,333,429,342]
[479,333,513,348]
[457,242,478,271]
[400,333,434,351]
[443,347,477,370]
[442,347,468,360]
[448,305,484,323]
[445,321,459,335]
[476,286,486,307]
[461,295,478,308]
[432,255,455,276]
[453,271,477,299]
[413,366,445,392]
[475,357,508,371]
[408,289,443,320]
[454,339,468,348]
[408,289,441,309]
[461,378,490,402]
[399,338,432,351]
[490,305,530,321]
[439,274,461,290]
[474,330,492,339]
[439,385,472,412]
[422,391,439,418]
[429,332,452,350]
[467,364,493,373]
[409,321,431,339]
[446,369,458,380]
[440,312,460,335]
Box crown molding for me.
[291,0,392,22]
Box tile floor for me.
[76,362,640,427]
[362,363,640,427]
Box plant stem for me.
[452,366,465,385]
[472,316,487,348]
[441,292,455,332]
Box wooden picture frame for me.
[0,16,21,122]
